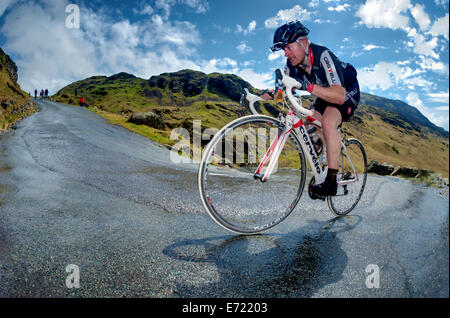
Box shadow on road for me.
[163,215,361,297]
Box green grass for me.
[88,107,176,146]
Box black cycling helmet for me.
[270,21,310,52]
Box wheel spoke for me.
[328,139,367,216]
[198,116,307,234]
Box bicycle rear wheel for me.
[198,115,307,234]
[328,138,367,216]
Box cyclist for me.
[261,20,360,197]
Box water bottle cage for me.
[307,127,323,155]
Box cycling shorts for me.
[312,79,360,122]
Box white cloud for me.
[203,58,239,74]
[396,59,412,65]
[268,50,284,61]
[405,27,439,59]
[240,60,255,67]
[202,60,272,89]
[434,0,449,7]
[417,56,447,73]
[410,3,431,32]
[236,41,253,54]
[363,44,386,51]
[154,0,176,20]
[0,0,18,17]
[309,0,320,8]
[357,61,431,92]
[212,23,232,34]
[314,18,335,24]
[236,69,273,89]
[1,1,98,93]
[133,3,154,16]
[358,62,400,91]
[179,0,210,13]
[355,0,410,31]
[356,0,444,61]
[0,0,206,93]
[236,20,256,35]
[1,0,273,95]
[328,4,350,12]
[428,92,449,103]
[406,92,425,110]
[430,13,449,40]
[264,5,311,28]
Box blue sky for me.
[0,0,449,130]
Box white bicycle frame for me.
[244,70,359,189]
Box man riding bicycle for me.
[261,20,360,197]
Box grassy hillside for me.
[0,48,37,131]
[53,70,449,178]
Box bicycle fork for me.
[253,121,292,182]
[253,113,301,182]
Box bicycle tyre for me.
[328,138,367,216]
[198,115,307,234]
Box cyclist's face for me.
[284,42,304,67]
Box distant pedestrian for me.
[34,89,37,99]
[80,96,86,107]
[45,89,48,99]
[40,89,44,98]
[75,87,78,96]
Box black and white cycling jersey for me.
[284,43,360,121]
[284,43,352,88]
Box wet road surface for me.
[0,100,448,297]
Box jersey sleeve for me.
[319,50,345,87]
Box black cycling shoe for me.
[311,180,337,197]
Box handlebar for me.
[241,88,264,115]
[276,69,314,117]
[240,69,313,117]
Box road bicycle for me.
[198,69,367,234]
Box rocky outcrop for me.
[127,112,165,130]
[367,160,395,175]
[207,73,252,102]
[368,160,430,178]
[107,72,136,81]
[149,69,208,97]
[148,69,256,101]
[368,159,448,187]
[0,47,18,83]
[0,47,38,132]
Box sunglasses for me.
[270,41,287,52]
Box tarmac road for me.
[0,99,448,298]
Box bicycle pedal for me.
[310,193,326,201]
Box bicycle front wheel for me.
[198,115,307,234]
[328,138,367,216]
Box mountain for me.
[53,69,449,178]
[359,92,447,138]
[0,47,37,132]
